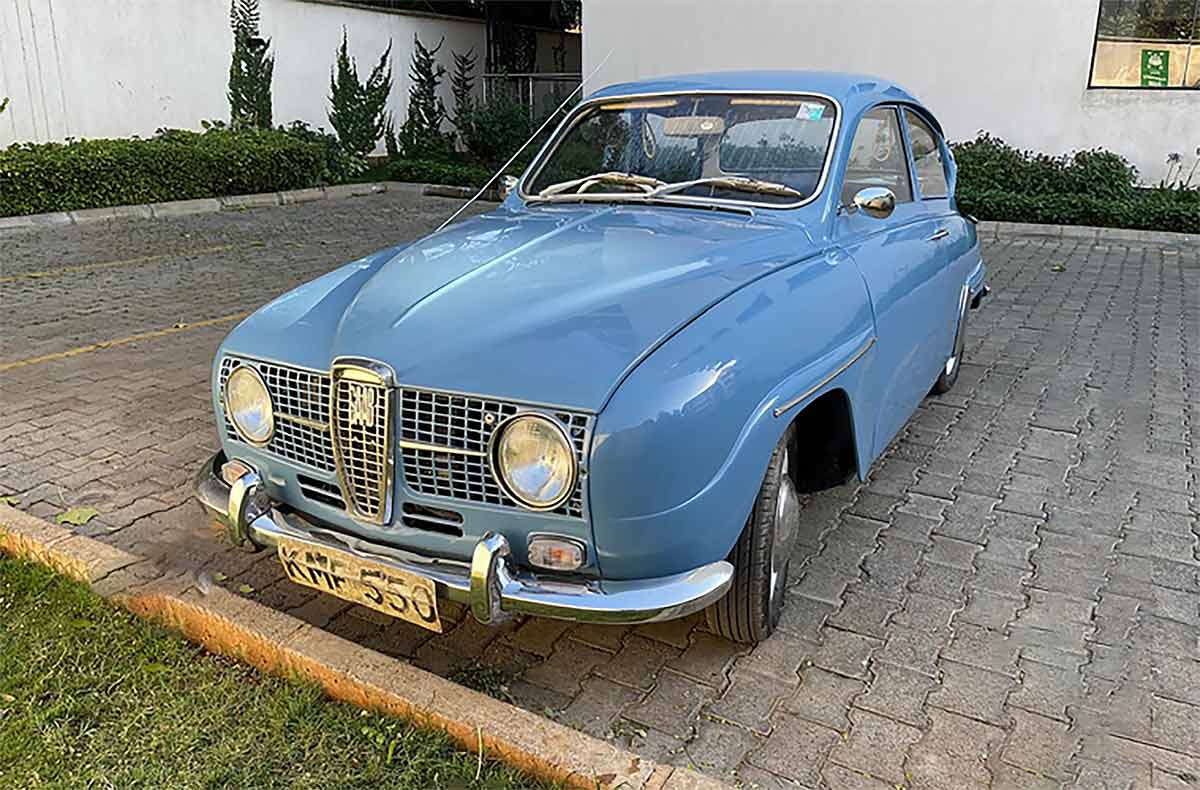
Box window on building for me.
[1090,0,1200,88]
[903,110,949,199]
[842,107,913,205]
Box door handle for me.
[926,228,950,242]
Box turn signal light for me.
[527,536,586,571]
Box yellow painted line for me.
[0,243,239,284]
[0,312,250,372]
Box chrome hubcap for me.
[769,448,800,602]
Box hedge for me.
[0,127,326,217]
[951,133,1199,233]
[387,158,493,189]
[957,186,1200,235]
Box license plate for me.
[277,537,442,632]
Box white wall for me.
[582,0,1199,183]
[0,0,486,149]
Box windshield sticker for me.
[796,103,825,121]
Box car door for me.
[901,107,973,368]
[835,105,948,457]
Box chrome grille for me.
[331,368,392,524]
[218,358,335,473]
[399,388,591,519]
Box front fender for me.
[589,250,876,580]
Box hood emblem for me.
[346,383,377,428]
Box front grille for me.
[398,388,591,519]
[219,358,335,473]
[330,368,392,524]
[219,357,591,522]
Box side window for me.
[904,110,949,198]
[842,107,913,205]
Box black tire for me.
[932,288,969,395]
[705,430,800,643]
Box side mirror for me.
[499,175,519,200]
[852,186,896,220]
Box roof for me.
[587,70,933,129]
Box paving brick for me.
[747,711,840,786]
[676,718,760,778]
[595,634,681,691]
[1002,709,1075,781]
[668,631,745,687]
[829,708,922,785]
[558,676,642,738]
[811,627,881,680]
[827,586,900,639]
[943,623,1020,676]
[522,639,610,696]
[778,665,864,731]
[705,669,787,734]
[855,660,936,727]
[734,633,815,685]
[623,669,715,739]
[508,616,573,658]
[927,659,1013,725]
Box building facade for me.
[581,0,1200,183]
[1,0,579,149]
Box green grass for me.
[0,558,549,789]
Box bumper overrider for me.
[195,452,733,626]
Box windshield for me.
[525,93,838,207]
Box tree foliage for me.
[228,0,274,130]
[449,47,477,130]
[397,34,454,160]
[327,28,393,159]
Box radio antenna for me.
[433,48,615,233]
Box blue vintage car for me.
[197,71,987,643]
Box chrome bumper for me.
[194,452,733,626]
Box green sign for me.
[1141,49,1170,87]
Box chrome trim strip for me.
[398,439,486,457]
[518,89,844,212]
[277,412,329,432]
[773,336,877,418]
[399,382,594,417]
[219,352,328,376]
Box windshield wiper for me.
[535,171,666,198]
[651,176,802,199]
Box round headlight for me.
[225,366,274,445]
[491,414,577,510]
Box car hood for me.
[223,204,817,410]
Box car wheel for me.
[705,430,800,643]
[932,285,970,394]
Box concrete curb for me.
[977,220,1198,247]
[0,503,727,790]
[0,181,499,234]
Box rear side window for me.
[904,110,949,198]
[842,107,913,205]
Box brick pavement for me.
[1,195,1197,788]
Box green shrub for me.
[386,158,492,188]
[956,186,1200,235]
[952,133,1137,200]
[0,126,324,217]
[456,95,533,169]
[277,120,358,185]
[951,134,1200,232]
